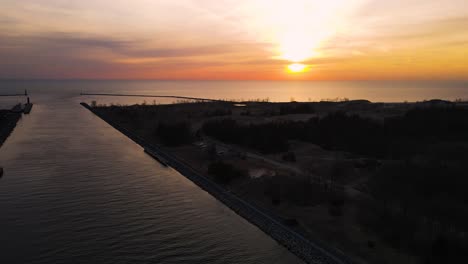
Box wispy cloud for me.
[0,31,277,79]
[0,32,273,58]
[0,0,467,80]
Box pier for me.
[144,148,169,166]
[0,90,28,97]
[0,94,26,97]
[23,103,33,114]
[80,93,230,103]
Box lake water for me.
[1,80,468,109]
[0,82,304,264]
[1,80,468,263]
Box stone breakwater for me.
[0,109,21,148]
[80,102,353,264]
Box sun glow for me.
[287,63,308,73]
[280,33,320,62]
[245,0,366,63]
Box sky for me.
[0,0,467,80]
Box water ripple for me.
[0,90,302,264]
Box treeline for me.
[96,104,163,129]
[204,108,232,117]
[207,161,247,184]
[203,106,468,158]
[263,175,329,206]
[278,103,315,115]
[363,160,468,262]
[259,102,316,116]
[94,104,196,146]
[156,122,194,146]
[202,119,289,153]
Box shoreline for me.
[80,102,353,264]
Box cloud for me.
[0,31,277,79]
[0,32,272,59]
[0,16,17,24]
[1,0,467,80]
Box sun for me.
[287,63,308,73]
[279,32,321,63]
[258,0,361,75]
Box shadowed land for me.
[82,101,353,264]
[87,98,468,264]
[0,104,23,148]
[1,100,33,148]
[0,90,28,97]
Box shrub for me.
[279,103,315,115]
[282,152,296,162]
[207,161,246,184]
[328,190,345,217]
[264,175,327,206]
[202,119,289,153]
[205,108,232,117]
[156,122,194,146]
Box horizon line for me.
[1,78,468,83]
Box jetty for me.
[80,102,353,264]
[0,105,22,148]
[0,93,26,97]
[144,148,169,167]
[11,104,23,113]
[0,90,28,97]
[7,102,33,114]
[80,93,229,103]
[24,103,33,114]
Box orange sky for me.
[0,0,467,80]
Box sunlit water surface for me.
[0,82,305,264]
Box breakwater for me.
[0,109,21,147]
[23,103,33,114]
[80,93,228,102]
[80,102,353,264]
[0,94,25,97]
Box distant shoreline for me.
[2,80,468,103]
